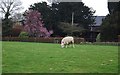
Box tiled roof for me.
[93,16,105,26]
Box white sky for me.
[20,0,109,16]
[0,0,109,17]
[82,0,109,16]
[20,0,49,12]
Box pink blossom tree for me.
[24,10,53,37]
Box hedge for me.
[2,37,119,46]
[80,42,119,46]
[2,37,85,44]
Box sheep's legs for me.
[72,44,75,48]
[65,45,67,48]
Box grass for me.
[0,41,2,74]
[2,41,118,73]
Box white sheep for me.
[61,36,75,48]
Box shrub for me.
[19,32,29,38]
[96,33,101,42]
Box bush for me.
[19,32,29,38]
[96,33,101,42]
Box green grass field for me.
[2,41,118,73]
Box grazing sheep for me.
[61,36,75,48]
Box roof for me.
[94,16,105,26]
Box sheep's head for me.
[61,42,64,48]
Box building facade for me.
[88,16,105,42]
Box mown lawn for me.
[2,41,118,73]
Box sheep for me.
[61,36,75,48]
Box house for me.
[88,16,105,42]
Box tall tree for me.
[2,18,13,36]
[100,1,120,41]
[0,0,23,19]
[24,10,53,37]
[30,2,53,29]
[52,2,95,37]
[52,2,95,29]
[101,13,119,41]
[29,2,95,36]
[29,2,60,36]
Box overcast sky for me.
[0,0,109,17]
[82,0,109,16]
[20,0,109,16]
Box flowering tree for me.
[24,10,53,37]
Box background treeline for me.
[100,1,120,42]
[1,1,120,42]
[2,2,95,38]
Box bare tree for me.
[0,0,23,19]
[12,13,24,22]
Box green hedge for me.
[2,37,119,46]
[80,42,119,46]
[2,37,85,44]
